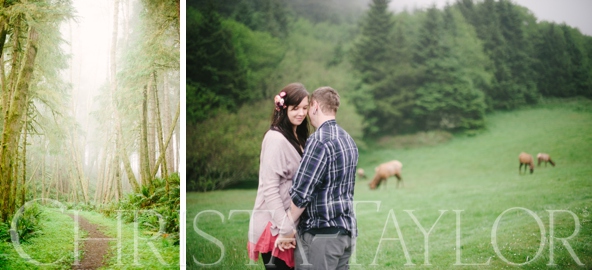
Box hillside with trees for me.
[186,0,592,191]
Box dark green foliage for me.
[457,0,538,109]
[231,0,289,38]
[287,0,367,24]
[223,19,286,98]
[186,5,285,123]
[561,25,592,97]
[186,100,269,191]
[186,6,249,123]
[533,23,572,97]
[533,23,592,99]
[0,203,43,243]
[351,0,394,85]
[190,0,289,38]
[350,0,401,136]
[412,6,486,130]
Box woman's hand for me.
[275,230,296,251]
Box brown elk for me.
[519,152,534,174]
[537,153,555,167]
[356,168,367,179]
[369,160,403,190]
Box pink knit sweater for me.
[248,130,300,245]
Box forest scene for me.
[187,0,592,269]
[0,0,180,269]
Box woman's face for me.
[287,96,309,127]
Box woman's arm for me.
[260,132,294,235]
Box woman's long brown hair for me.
[267,83,310,156]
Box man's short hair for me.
[311,86,340,115]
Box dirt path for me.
[68,214,111,270]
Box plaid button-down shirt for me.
[290,119,358,236]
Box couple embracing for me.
[247,83,359,270]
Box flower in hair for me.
[274,92,287,111]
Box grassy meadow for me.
[187,99,592,269]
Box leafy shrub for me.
[0,203,44,243]
[0,222,9,243]
[101,173,180,245]
[186,100,269,191]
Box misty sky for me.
[389,0,592,36]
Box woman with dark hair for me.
[247,83,310,270]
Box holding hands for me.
[275,209,299,251]
[275,230,296,251]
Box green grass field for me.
[187,99,592,269]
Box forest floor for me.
[0,207,179,269]
[69,214,110,269]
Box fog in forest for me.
[1,0,180,219]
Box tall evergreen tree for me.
[374,11,418,133]
[534,23,571,97]
[495,0,538,106]
[186,5,248,123]
[350,0,395,135]
[351,0,394,85]
[456,0,538,108]
[561,25,592,97]
[412,5,486,130]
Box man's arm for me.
[276,201,306,251]
[276,138,326,251]
[288,201,305,223]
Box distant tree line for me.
[186,0,592,191]
[352,0,592,136]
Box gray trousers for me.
[294,232,355,270]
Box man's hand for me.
[275,230,296,251]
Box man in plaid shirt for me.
[277,86,358,269]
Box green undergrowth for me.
[0,206,78,269]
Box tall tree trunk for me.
[94,149,106,203]
[68,167,78,204]
[116,130,139,192]
[0,26,38,221]
[151,101,180,179]
[0,17,8,57]
[70,136,89,203]
[11,139,20,209]
[109,0,139,192]
[20,109,28,205]
[57,162,63,201]
[42,151,46,200]
[148,73,156,181]
[162,73,175,173]
[102,152,115,204]
[140,84,150,186]
[152,71,168,178]
[25,163,40,198]
[52,160,59,201]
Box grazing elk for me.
[369,160,403,190]
[537,153,555,167]
[519,152,534,174]
[356,168,367,179]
